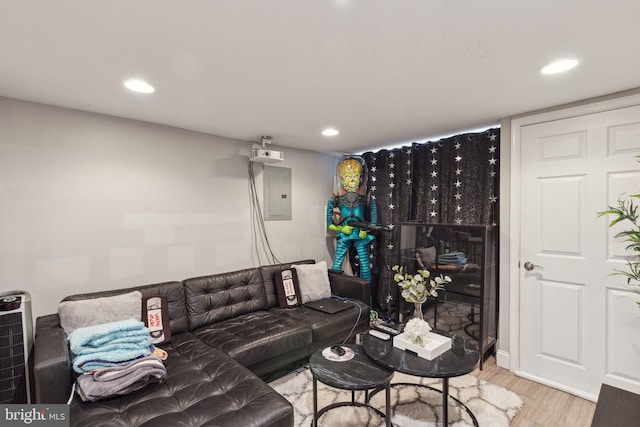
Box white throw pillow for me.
[292,261,332,304]
[58,291,142,336]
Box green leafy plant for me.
[597,155,640,305]
[392,265,451,304]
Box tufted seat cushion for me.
[192,311,311,368]
[69,332,293,427]
[270,298,369,342]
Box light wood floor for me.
[470,356,596,427]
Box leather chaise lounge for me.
[33,259,370,426]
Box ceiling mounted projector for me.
[250,148,284,163]
[249,136,284,163]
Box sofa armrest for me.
[328,271,371,306]
[34,315,71,404]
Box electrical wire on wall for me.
[248,161,281,266]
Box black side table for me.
[362,330,480,426]
[309,344,393,427]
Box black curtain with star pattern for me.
[360,128,499,320]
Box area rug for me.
[270,368,523,427]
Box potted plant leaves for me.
[598,155,640,305]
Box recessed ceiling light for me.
[322,128,339,136]
[540,59,579,75]
[124,79,155,94]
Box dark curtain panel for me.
[361,127,499,320]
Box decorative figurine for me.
[326,156,378,281]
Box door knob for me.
[523,262,542,271]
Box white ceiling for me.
[1,1,639,154]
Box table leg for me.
[442,377,449,425]
[368,381,478,426]
[385,382,391,427]
[313,377,318,427]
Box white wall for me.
[0,97,339,318]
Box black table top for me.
[362,330,479,378]
[592,384,640,427]
[309,344,394,390]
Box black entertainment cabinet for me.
[397,222,497,368]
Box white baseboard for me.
[496,349,510,369]
[514,370,598,402]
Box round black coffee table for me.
[362,330,480,426]
[309,344,393,427]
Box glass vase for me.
[413,302,424,321]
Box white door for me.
[518,104,640,400]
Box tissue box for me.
[393,331,452,360]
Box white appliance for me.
[0,291,33,404]
[249,147,284,163]
[249,135,284,163]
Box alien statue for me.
[326,156,378,281]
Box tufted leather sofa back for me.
[61,281,189,334]
[183,267,268,330]
[259,259,315,308]
[58,259,322,338]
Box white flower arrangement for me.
[392,265,452,347]
[404,318,432,347]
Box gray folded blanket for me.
[75,354,167,402]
